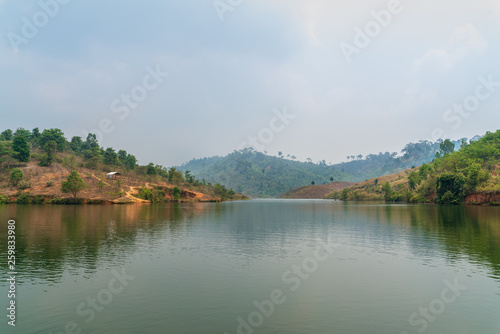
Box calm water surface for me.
[1,200,499,333]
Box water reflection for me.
[1,201,499,285]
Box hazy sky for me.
[1,0,500,166]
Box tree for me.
[172,186,181,200]
[436,172,465,204]
[185,170,194,183]
[61,170,86,198]
[103,148,118,165]
[408,170,422,191]
[39,128,66,152]
[311,181,315,185]
[124,154,137,170]
[330,177,334,182]
[1,129,13,141]
[31,127,41,146]
[83,133,99,151]
[439,139,455,157]
[12,135,30,162]
[11,168,23,186]
[43,140,58,166]
[383,182,393,201]
[340,188,349,200]
[147,163,157,175]
[14,128,31,142]
[70,136,83,152]
[118,150,127,163]
[168,167,184,182]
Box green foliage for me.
[436,172,465,204]
[10,168,23,186]
[138,186,154,201]
[180,138,457,197]
[147,163,157,175]
[439,139,455,157]
[383,182,392,201]
[168,167,184,182]
[172,186,181,200]
[70,136,83,152]
[185,170,194,183]
[41,140,58,166]
[39,128,66,152]
[124,154,137,170]
[31,195,45,204]
[136,186,167,203]
[49,198,85,205]
[61,170,86,198]
[31,127,40,146]
[16,192,31,204]
[14,128,31,141]
[18,180,31,190]
[408,171,421,191]
[12,135,30,162]
[340,188,349,200]
[0,195,9,204]
[46,180,54,187]
[1,129,13,141]
[103,147,118,165]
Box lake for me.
[1,200,499,333]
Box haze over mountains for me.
[179,136,479,197]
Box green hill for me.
[179,138,475,198]
[326,130,500,205]
[0,127,246,204]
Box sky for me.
[1,0,500,166]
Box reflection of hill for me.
[1,202,498,285]
[344,204,500,278]
[0,203,213,284]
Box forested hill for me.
[326,129,500,205]
[179,137,478,198]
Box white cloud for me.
[412,24,487,72]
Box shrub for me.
[18,180,31,190]
[49,198,85,205]
[31,195,45,204]
[46,180,54,187]
[16,192,31,204]
[137,186,154,202]
[0,195,8,204]
[10,168,23,186]
[436,172,465,204]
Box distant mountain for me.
[179,149,354,197]
[179,137,477,198]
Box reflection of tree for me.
[0,203,212,284]
[1,202,499,286]
[372,204,500,279]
